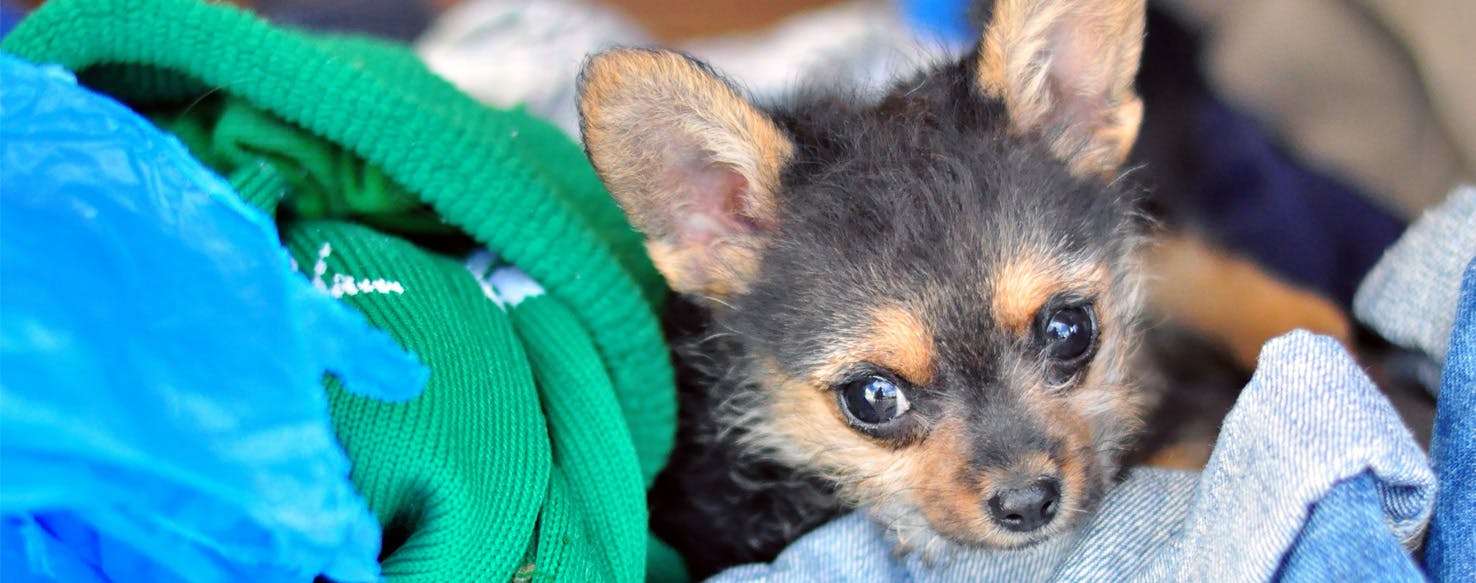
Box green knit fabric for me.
[2,0,683,580]
[287,220,552,579]
[157,96,452,234]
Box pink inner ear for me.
[670,161,760,246]
[1047,18,1112,130]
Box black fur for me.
[646,51,1146,578]
[649,297,846,576]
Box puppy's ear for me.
[976,0,1145,178]
[579,49,792,298]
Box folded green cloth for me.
[3,0,680,580]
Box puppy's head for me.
[580,0,1149,553]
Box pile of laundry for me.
[1,0,1471,581]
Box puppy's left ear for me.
[976,0,1146,178]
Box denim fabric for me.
[1275,473,1426,581]
[1425,257,1476,581]
[1355,185,1476,367]
[710,332,1434,582]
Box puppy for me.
[577,0,1351,576]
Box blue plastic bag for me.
[0,53,428,582]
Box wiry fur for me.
[604,53,1155,577]
[714,58,1152,554]
[574,1,1227,579]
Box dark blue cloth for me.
[0,0,25,40]
[1191,100,1406,307]
[254,0,433,42]
[0,54,427,582]
[1425,258,1476,581]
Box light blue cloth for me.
[710,332,1435,582]
[1354,185,1476,370]
[1426,257,1476,580]
[0,54,428,582]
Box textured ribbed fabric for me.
[286,221,552,580]
[2,0,680,580]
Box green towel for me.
[3,0,682,580]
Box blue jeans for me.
[1424,258,1476,580]
[710,331,1437,582]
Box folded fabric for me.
[3,0,680,580]
[710,332,1435,582]
[0,54,426,582]
[1355,185,1476,368]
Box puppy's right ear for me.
[579,49,792,299]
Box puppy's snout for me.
[986,478,1061,532]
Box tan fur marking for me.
[1144,439,1214,471]
[765,373,856,446]
[1090,96,1143,177]
[910,421,993,542]
[992,255,1109,334]
[645,240,762,297]
[580,49,793,297]
[1040,399,1096,514]
[863,306,937,385]
[754,363,913,503]
[1146,235,1353,370]
[992,259,1062,334]
[976,0,1070,132]
[748,364,996,546]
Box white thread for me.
[309,242,406,299]
[311,243,331,292]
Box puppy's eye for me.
[1040,305,1096,363]
[838,375,911,425]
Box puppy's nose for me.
[987,479,1061,532]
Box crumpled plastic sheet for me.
[0,53,429,582]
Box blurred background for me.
[116,0,1466,223]
[2,0,1468,432]
[6,0,1467,231]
